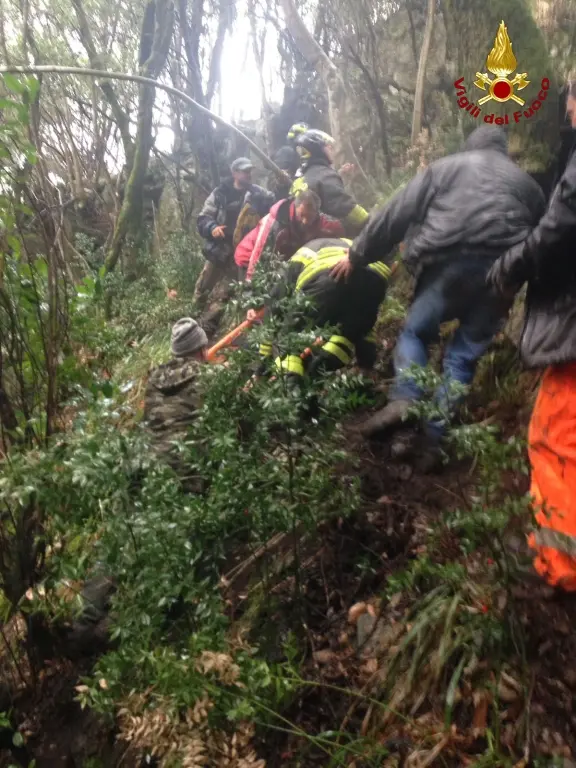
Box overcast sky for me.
[220,3,284,123]
[151,0,288,154]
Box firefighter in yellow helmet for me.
[291,130,369,237]
[271,122,310,200]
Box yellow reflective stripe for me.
[291,246,317,268]
[294,245,348,265]
[330,335,355,352]
[323,342,352,365]
[315,246,348,260]
[296,255,343,291]
[294,247,346,290]
[368,262,391,280]
[274,355,305,376]
[291,255,312,268]
[290,177,308,196]
[259,343,273,357]
[293,246,350,291]
[344,204,369,227]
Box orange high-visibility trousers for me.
[528,361,576,591]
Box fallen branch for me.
[0,65,290,181]
[223,531,287,585]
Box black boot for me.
[390,426,419,460]
[359,399,415,439]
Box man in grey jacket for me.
[194,157,273,311]
[331,126,546,463]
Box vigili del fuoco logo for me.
[453,21,550,124]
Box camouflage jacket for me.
[143,357,204,491]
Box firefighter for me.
[257,237,390,381]
[291,130,369,237]
[272,123,309,196]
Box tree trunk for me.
[248,0,272,154]
[104,0,175,277]
[71,0,134,170]
[178,0,220,186]
[346,44,392,177]
[411,0,435,145]
[206,0,234,107]
[279,0,374,196]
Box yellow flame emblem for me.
[474,21,530,106]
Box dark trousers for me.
[193,259,237,310]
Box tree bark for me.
[206,0,234,107]
[104,0,175,276]
[71,0,134,169]
[345,43,392,177]
[178,0,219,186]
[248,0,272,153]
[279,0,374,195]
[0,65,290,178]
[411,0,435,146]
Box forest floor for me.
[2,308,576,768]
[254,410,576,766]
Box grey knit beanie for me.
[171,318,208,357]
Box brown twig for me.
[0,65,290,180]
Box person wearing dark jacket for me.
[194,157,274,310]
[331,125,546,458]
[271,122,309,199]
[258,237,390,380]
[291,130,369,237]
[486,84,576,592]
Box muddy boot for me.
[359,399,415,439]
[390,427,419,461]
[413,444,444,474]
[496,534,560,598]
[504,533,545,581]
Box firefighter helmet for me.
[286,122,309,141]
[296,129,335,159]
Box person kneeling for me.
[144,318,209,493]
[257,237,390,384]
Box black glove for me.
[487,239,530,297]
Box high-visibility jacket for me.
[259,237,390,377]
[234,198,344,281]
[290,158,369,237]
[528,361,576,590]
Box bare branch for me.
[0,64,289,179]
[71,0,135,167]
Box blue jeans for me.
[390,262,510,441]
